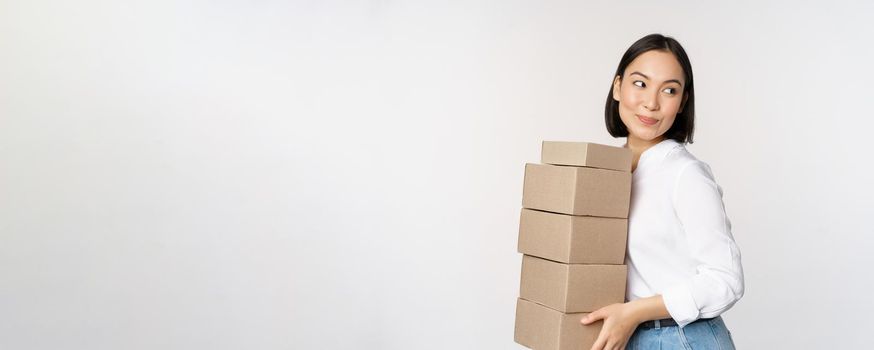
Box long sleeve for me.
[661,160,745,328]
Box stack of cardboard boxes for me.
[514,141,633,350]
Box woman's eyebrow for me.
[629,71,683,86]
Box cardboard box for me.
[514,298,601,350]
[519,255,627,313]
[522,163,632,218]
[541,141,632,172]
[518,208,627,264]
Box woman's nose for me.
[643,91,659,111]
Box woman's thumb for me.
[580,311,601,325]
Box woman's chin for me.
[628,129,663,142]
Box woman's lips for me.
[637,114,658,126]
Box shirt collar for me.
[630,138,682,175]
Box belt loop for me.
[654,320,661,329]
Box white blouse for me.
[625,138,744,328]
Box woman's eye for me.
[663,87,676,95]
[633,81,645,88]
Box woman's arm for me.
[627,295,670,322]
[661,160,744,326]
[579,295,669,350]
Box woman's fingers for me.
[590,329,630,350]
[581,309,604,325]
[589,330,608,350]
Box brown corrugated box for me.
[514,140,632,350]
[541,141,632,172]
[518,208,627,264]
[522,163,631,218]
[514,298,601,350]
[519,255,627,313]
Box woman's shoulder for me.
[662,144,717,181]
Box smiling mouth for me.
[636,114,659,126]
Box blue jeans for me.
[627,316,736,350]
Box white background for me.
[2,1,873,349]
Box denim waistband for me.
[638,317,715,329]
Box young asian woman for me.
[579,34,744,350]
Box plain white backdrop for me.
[2,0,873,349]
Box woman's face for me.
[612,50,688,142]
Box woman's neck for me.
[626,136,665,172]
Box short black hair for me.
[605,33,695,144]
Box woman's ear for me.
[612,75,621,102]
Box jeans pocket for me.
[676,326,693,350]
[707,318,736,350]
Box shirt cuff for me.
[662,285,701,328]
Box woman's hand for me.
[580,302,641,350]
